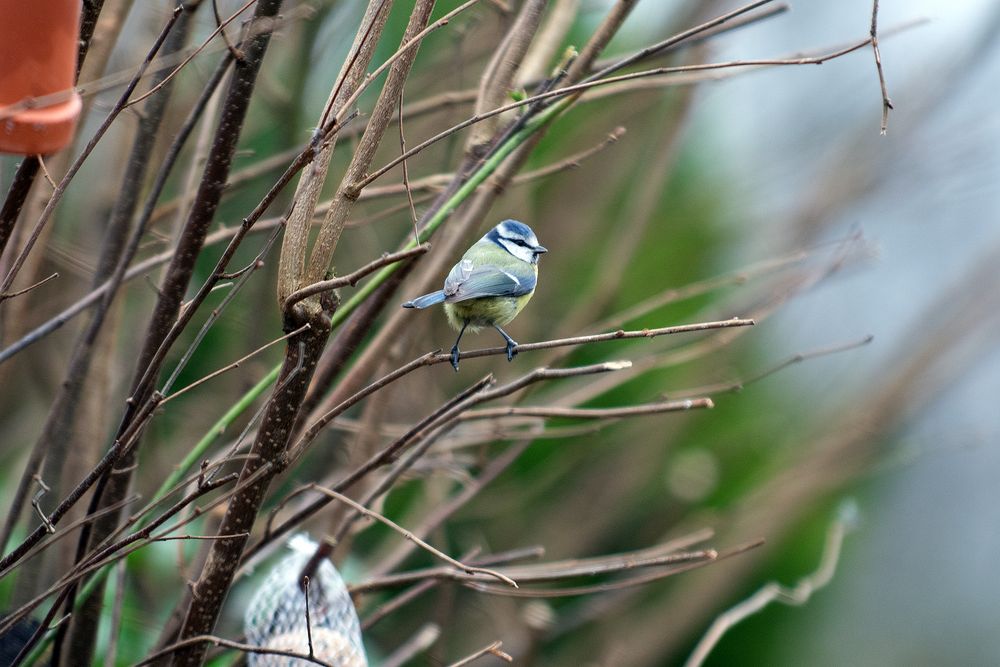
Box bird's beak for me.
[534,245,548,254]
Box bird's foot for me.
[505,340,518,362]
[450,345,461,372]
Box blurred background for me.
[2,0,999,664]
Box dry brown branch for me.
[160,324,312,405]
[269,320,752,554]
[466,0,546,156]
[436,318,754,366]
[366,440,535,578]
[298,0,447,293]
[257,363,636,562]
[684,504,857,667]
[298,320,750,458]
[667,335,874,399]
[282,245,430,310]
[460,398,714,421]
[309,485,518,588]
[0,271,59,302]
[137,634,337,667]
[448,641,512,667]
[357,536,719,595]
[277,0,396,304]
[468,541,762,599]
[397,85,420,243]
[869,0,893,134]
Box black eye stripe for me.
[500,235,535,249]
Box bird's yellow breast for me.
[444,291,534,332]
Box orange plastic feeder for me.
[0,0,83,155]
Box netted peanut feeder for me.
[244,534,367,667]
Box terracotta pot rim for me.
[0,93,83,155]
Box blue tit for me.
[402,219,547,371]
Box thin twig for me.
[161,324,311,405]
[447,640,512,666]
[302,575,314,658]
[31,477,55,534]
[0,271,58,302]
[283,245,430,309]
[398,85,420,244]
[136,634,336,667]
[869,0,893,134]
[439,318,755,365]
[36,156,57,189]
[461,398,714,421]
[125,0,256,108]
[310,485,518,588]
[212,0,244,62]
[667,335,875,398]
[684,504,858,667]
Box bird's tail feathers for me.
[402,290,446,309]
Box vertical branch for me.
[301,0,438,291]
[47,7,213,662]
[49,1,286,658]
[276,0,394,303]
[516,0,581,85]
[172,321,330,665]
[123,0,284,403]
[171,2,441,657]
[465,0,547,158]
[869,0,892,134]
[0,159,39,264]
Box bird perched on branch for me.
[402,219,547,371]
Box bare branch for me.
[309,485,518,588]
[440,318,755,365]
[447,640,512,667]
[137,634,337,667]
[461,398,714,421]
[869,0,893,134]
[283,245,430,310]
[0,271,58,302]
[684,504,858,667]
[161,324,312,405]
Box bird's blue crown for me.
[487,219,535,245]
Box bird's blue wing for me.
[443,260,535,303]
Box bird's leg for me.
[494,325,518,362]
[450,322,469,372]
